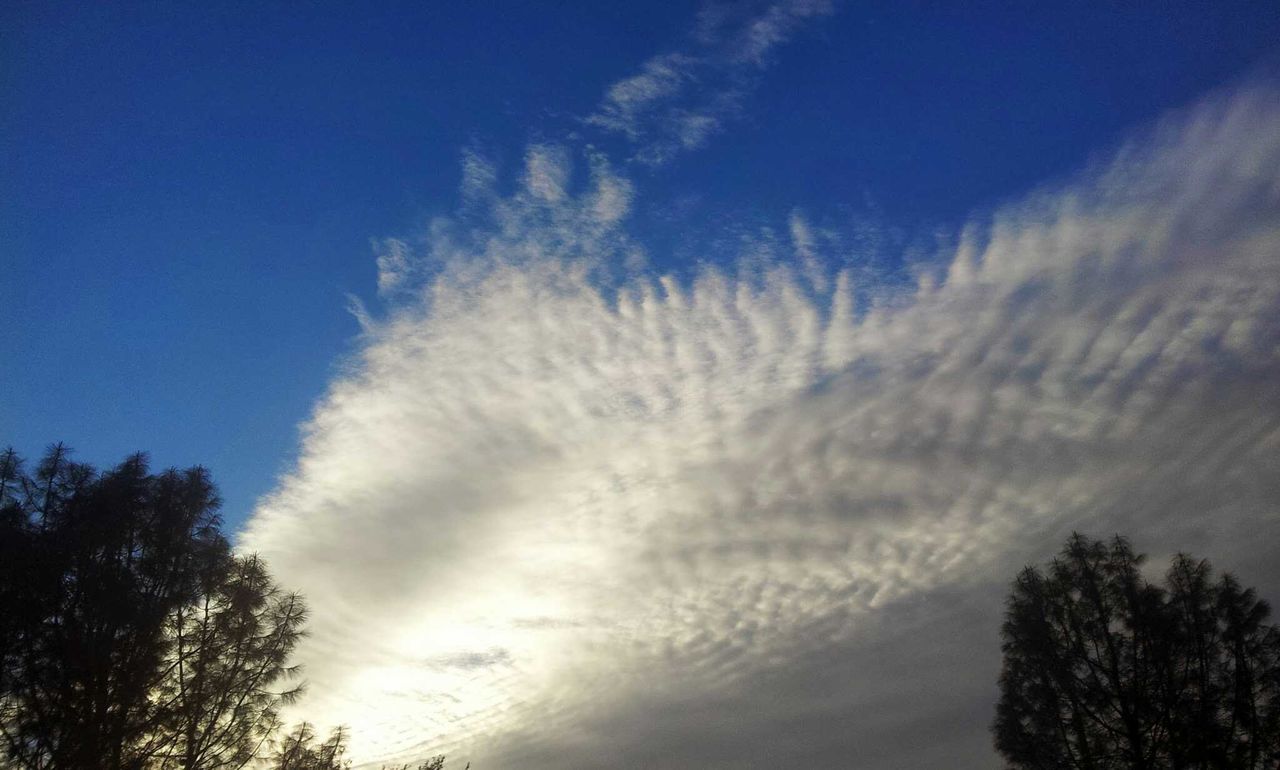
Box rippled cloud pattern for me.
[242,86,1280,768]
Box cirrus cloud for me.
[586,0,835,165]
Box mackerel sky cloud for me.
[241,70,1280,769]
[8,2,1278,768]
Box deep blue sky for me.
[4,0,1277,530]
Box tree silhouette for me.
[1,445,454,770]
[267,723,455,770]
[994,533,1280,769]
[1,446,227,769]
[270,723,349,770]
[0,446,306,770]
[152,554,308,769]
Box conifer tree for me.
[0,445,450,770]
[152,555,308,770]
[0,447,224,769]
[994,534,1280,769]
[0,447,304,770]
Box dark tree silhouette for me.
[0,445,227,769]
[0,446,306,770]
[1,445,454,770]
[152,554,308,769]
[270,723,349,770]
[268,722,453,770]
[994,533,1280,769]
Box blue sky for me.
[5,4,1280,766]
[5,1,1276,528]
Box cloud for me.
[241,84,1280,767]
[374,238,412,296]
[585,0,835,164]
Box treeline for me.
[995,534,1280,768]
[10,442,1279,769]
[0,445,449,770]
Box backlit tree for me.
[994,533,1280,769]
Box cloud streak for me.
[586,0,834,164]
[241,85,1280,767]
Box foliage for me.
[0,446,305,770]
[269,723,454,770]
[152,555,308,769]
[269,723,349,770]
[994,533,1280,769]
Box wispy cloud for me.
[241,85,1280,768]
[586,0,835,164]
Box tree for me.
[264,721,455,767]
[1,444,452,770]
[0,446,307,770]
[0,446,226,769]
[993,533,1280,769]
[270,723,350,770]
[267,723,454,770]
[152,554,309,770]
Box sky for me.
[4,1,1280,767]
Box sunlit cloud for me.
[241,85,1280,768]
[585,0,835,164]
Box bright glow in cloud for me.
[241,86,1280,767]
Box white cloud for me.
[585,0,835,164]
[374,238,412,296]
[523,145,570,203]
[460,148,498,203]
[730,0,834,66]
[241,85,1280,767]
[588,53,698,141]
